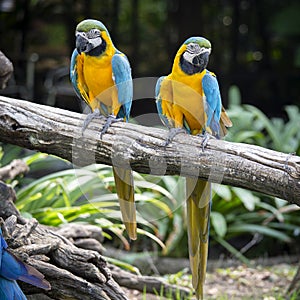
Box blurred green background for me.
[0,0,299,118]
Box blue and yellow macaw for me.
[0,228,50,299]
[155,37,232,299]
[70,19,137,240]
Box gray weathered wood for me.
[0,96,299,204]
[0,159,29,181]
[0,175,192,299]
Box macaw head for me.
[180,37,212,74]
[75,19,112,56]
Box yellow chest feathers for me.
[83,54,115,96]
[76,52,120,111]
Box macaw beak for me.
[193,51,210,71]
[76,34,89,54]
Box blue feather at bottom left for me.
[0,228,51,299]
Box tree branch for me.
[0,159,29,181]
[0,96,299,204]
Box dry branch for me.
[0,159,29,181]
[0,95,299,204]
[1,212,191,299]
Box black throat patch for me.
[87,39,107,57]
[179,54,202,75]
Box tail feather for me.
[219,106,232,137]
[186,178,211,300]
[113,166,137,240]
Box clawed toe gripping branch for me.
[82,109,123,139]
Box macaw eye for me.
[187,43,200,54]
[87,29,101,39]
[76,31,87,38]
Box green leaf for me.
[232,187,260,211]
[228,85,241,107]
[104,257,141,275]
[213,185,232,201]
[211,212,227,237]
[256,202,284,223]
[274,198,288,208]
[228,224,292,243]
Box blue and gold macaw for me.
[155,37,232,299]
[0,228,50,299]
[70,19,137,240]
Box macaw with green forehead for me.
[155,37,232,299]
[70,19,137,240]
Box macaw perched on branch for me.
[0,228,50,299]
[70,19,137,240]
[155,37,232,299]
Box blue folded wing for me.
[0,277,27,300]
[202,71,222,137]
[112,53,133,121]
[0,229,50,291]
[155,76,175,129]
[70,49,84,101]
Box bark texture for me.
[0,96,299,204]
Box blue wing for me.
[112,52,133,121]
[70,49,83,101]
[155,76,168,128]
[155,76,175,129]
[70,49,90,111]
[202,71,222,137]
[0,277,27,300]
[0,229,50,290]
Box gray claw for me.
[82,108,102,135]
[164,128,186,147]
[100,115,123,139]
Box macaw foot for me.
[197,132,215,152]
[82,108,104,135]
[164,128,186,147]
[100,114,123,139]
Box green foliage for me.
[13,158,166,248]
[227,86,300,154]
[207,86,300,259]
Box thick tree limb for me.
[0,96,299,204]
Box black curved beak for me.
[76,34,89,54]
[193,51,210,71]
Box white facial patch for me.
[76,30,102,49]
[89,36,102,48]
[183,51,195,64]
[183,43,211,64]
